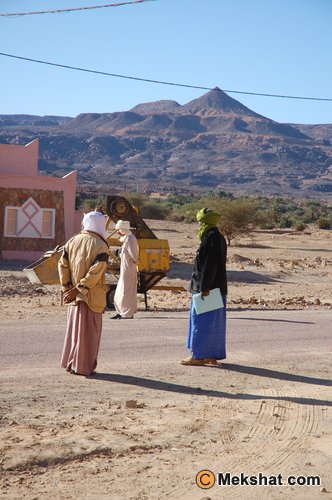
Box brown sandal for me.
[204,359,218,365]
[180,357,217,366]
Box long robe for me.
[114,234,138,318]
[187,296,227,360]
[61,301,102,375]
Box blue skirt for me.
[186,295,227,360]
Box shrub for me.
[139,202,170,220]
[293,222,306,232]
[278,216,293,228]
[316,217,331,230]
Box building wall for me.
[0,139,83,261]
[0,139,39,176]
[0,188,65,260]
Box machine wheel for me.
[106,284,116,310]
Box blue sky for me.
[0,0,331,124]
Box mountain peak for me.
[182,88,262,117]
[130,100,180,114]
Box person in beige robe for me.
[112,220,139,319]
[58,211,109,375]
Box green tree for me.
[217,198,261,246]
[78,195,106,212]
[139,201,170,220]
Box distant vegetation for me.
[75,190,332,244]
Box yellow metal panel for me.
[106,236,122,246]
[137,239,170,272]
[24,250,61,285]
[137,239,169,249]
[24,238,171,285]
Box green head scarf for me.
[196,207,221,240]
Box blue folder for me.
[192,288,224,315]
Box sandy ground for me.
[0,222,331,499]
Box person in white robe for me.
[112,220,139,319]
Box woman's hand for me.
[63,287,79,304]
[200,290,210,299]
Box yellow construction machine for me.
[24,195,172,308]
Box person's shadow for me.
[221,363,331,386]
[90,365,331,407]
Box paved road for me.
[1,308,331,371]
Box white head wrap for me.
[82,211,106,239]
[115,219,131,242]
[115,219,131,234]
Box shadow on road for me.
[230,317,315,324]
[228,270,286,284]
[288,247,332,253]
[90,372,331,407]
[223,363,331,386]
[228,307,305,312]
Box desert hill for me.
[0,89,331,198]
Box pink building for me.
[0,139,83,261]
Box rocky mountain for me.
[0,115,71,127]
[1,89,332,198]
